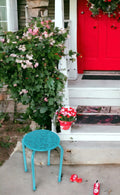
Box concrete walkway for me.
[0,151,120,195]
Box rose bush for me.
[0,18,76,129]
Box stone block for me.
[30,121,40,131]
[17,103,28,113]
[27,0,49,8]
[6,101,15,113]
[0,100,15,113]
[0,94,7,101]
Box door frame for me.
[69,0,78,79]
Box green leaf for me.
[48,98,54,106]
[21,94,29,104]
[47,77,54,88]
[40,106,48,113]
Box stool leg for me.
[48,150,51,166]
[22,140,27,172]
[58,145,64,182]
[31,151,36,191]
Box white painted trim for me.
[6,0,18,32]
[70,0,77,51]
[68,0,78,80]
[55,0,64,28]
[58,132,120,141]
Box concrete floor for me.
[0,151,120,195]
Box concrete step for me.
[16,140,120,165]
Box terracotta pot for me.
[59,120,74,130]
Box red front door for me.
[77,0,120,73]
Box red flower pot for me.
[59,120,74,130]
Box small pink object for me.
[70,174,78,182]
[93,180,100,195]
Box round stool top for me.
[22,130,60,151]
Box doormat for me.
[82,75,120,80]
[75,115,120,125]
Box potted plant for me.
[57,107,77,132]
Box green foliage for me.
[16,125,30,133]
[0,112,9,126]
[88,0,120,19]
[0,112,9,121]
[0,136,14,148]
[0,18,75,129]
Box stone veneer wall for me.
[0,85,28,118]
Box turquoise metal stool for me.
[22,130,64,191]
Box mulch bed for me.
[0,120,31,166]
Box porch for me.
[51,0,120,142]
[56,72,120,141]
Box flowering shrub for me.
[57,107,77,122]
[0,18,76,129]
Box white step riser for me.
[70,98,120,106]
[69,88,120,98]
[59,133,120,141]
[69,88,120,106]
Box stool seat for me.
[23,130,60,151]
[22,129,64,191]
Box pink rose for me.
[0,38,5,43]
[32,27,39,35]
[28,28,33,34]
[44,97,48,102]
[41,21,44,25]
[34,62,39,68]
[46,25,50,29]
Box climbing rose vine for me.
[0,18,76,129]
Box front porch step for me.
[68,76,120,106]
[22,140,120,165]
[58,125,120,141]
[69,87,120,106]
